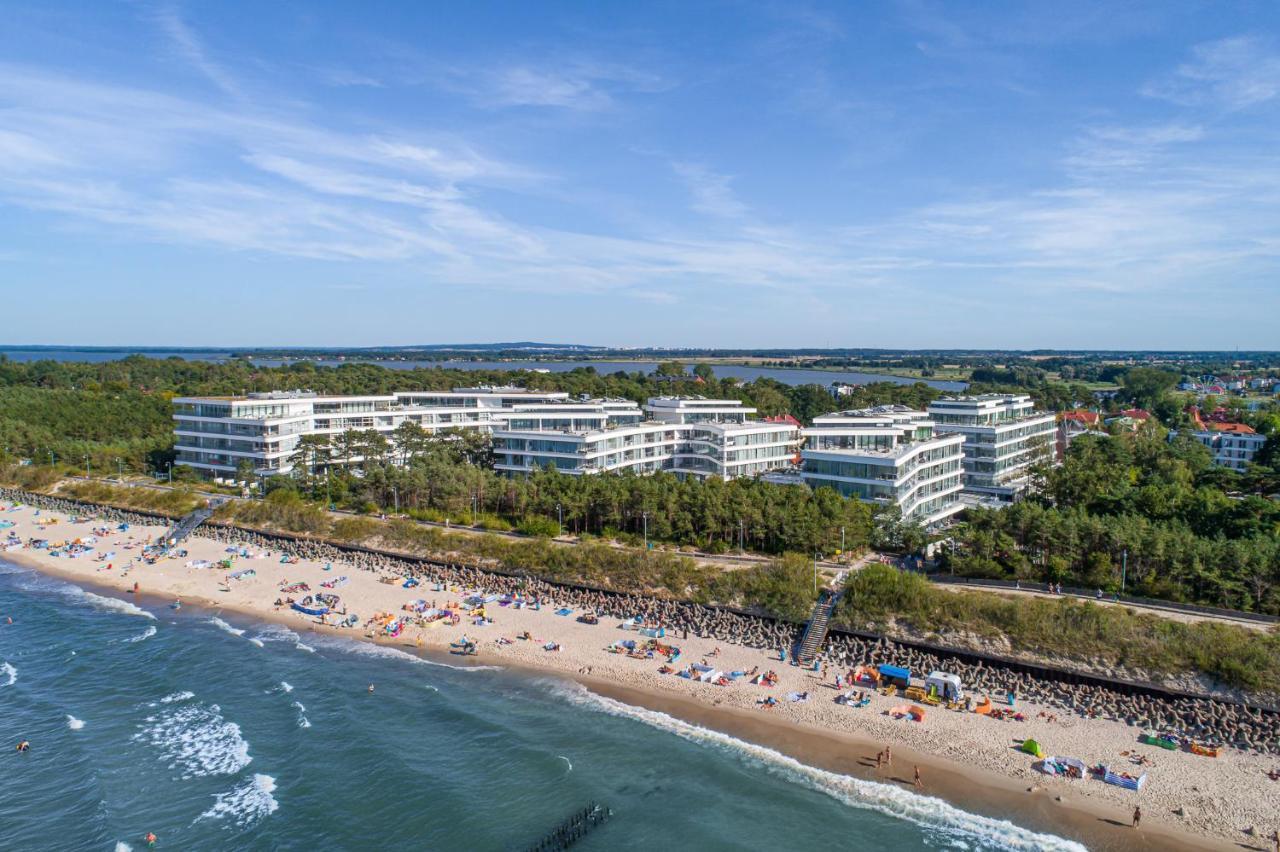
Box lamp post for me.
[116,458,123,479]
[84,455,91,479]
[556,502,562,536]
[471,493,478,526]
[814,552,819,594]
[738,520,744,552]
[166,463,173,484]
[48,450,55,467]
[642,511,648,551]
[1120,548,1127,595]
[392,485,399,514]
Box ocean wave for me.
[8,571,153,619]
[295,642,316,653]
[552,682,1088,852]
[126,625,157,643]
[160,691,195,704]
[279,681,293,693]
[208,617,245,637]
[311,636,501,672]
[247,637,264,648]
[251,625,300,644]
[114,842,133,852]
[132,695,252,780]
[196,773,279,828]
[1,661,14,686]
[66,715,85,730]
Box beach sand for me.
[4,503,1277,851]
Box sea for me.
[0,348,966,391]
[0,558,1078,852]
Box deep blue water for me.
[0,349,965,391]
[0,560,1076,851]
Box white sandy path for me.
[4,503,1278,849]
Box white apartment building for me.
[1173,425,1267,472]
[493,397,801,480]
[795,405,965,527]
[172,387,569,477]
[926,394,1055,500]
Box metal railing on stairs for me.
[795,590,839,665]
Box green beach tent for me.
[1021,739,1045,758]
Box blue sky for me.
[2,1,1278,349]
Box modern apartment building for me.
[493,397,801,480]
[172,387,569,477]
[174,390,799,482]
[795,405,965,527]
[926,394,1055,500]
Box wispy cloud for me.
[1143,36,1280,110]
[673,163,750,219]
[153,6,242,98]
[453,61,669,110]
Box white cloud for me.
[1143,36,1280,110]
[153,6,242,98]
[673,163,750,219]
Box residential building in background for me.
[493,397,800,480]
[1056,409,1104,458]
[1172,407,1268,472]
[925,394,1055,501]
[794,405,965,527]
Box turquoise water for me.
[0,559,1077,851]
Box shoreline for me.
[1,506,1272,851]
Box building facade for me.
[926,394,1055,500]
[172,387,569,477]
[795,405,965,527]
[493,397,801,480]
[174,390,800,482]
[1173,425,1267,472]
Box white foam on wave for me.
[552,682,1087,852]
[311,635,501,672]
[1,661,15,686]
[279,681,293,693]
[207,617,245,637]
[295,642,315,653]
[66,714,85,730]
[115,842,133,852]
[252,624,299,644]
[196,773,279,828]
[247,637,264,648]
[126,625,157,643]
[132,693,252,780]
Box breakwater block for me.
[526,802,612,851]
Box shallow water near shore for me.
[0,558,1083,851]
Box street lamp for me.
[471,493,478,525]
[84,455,91,479]
[738,520,744,552]
[556,502,562,536]
[166,463,173,484]
[48,450,55,467]
[116,458,123,479]
[392,485,399,514]
[642,511,649,551]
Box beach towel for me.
[786,692,810,703]
[555,608,573,616]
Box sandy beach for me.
[3,501,1278,851]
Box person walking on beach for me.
[1131,806,1141,829]
[914,766,922,789]
[875,751,883,769]
[1270,828,1278,852]
[884,746,892,767]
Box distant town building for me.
[1172,407,1267,472]
[926,394,1056,501]
[1056,410,1104,457]
[795,405,965,527]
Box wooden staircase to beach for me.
[795,590,839,665]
